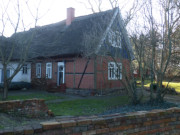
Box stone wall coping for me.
[0,107,180,135]
[40,107,180,130]
[0,98,45,103]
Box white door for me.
[57,62,65,86]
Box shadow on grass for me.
[7,93,65,101]
[47,96,129,116]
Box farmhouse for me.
[1,7,134,93]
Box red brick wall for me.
[31,61,57,86]
[31,57,95,89]
[39,107,180,135]
[2,107,179,134]
[95,56,131,90]
[65,58,94,89]
[31,56,130,90]
[0,99,48,118]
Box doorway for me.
[57,62,65,86]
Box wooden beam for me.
[78,58,90,89]
[94,57,97,89]
[73,60,76,88]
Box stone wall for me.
[1,107,179,135]
[0,99,49,118]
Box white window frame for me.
[57,62,65,86]
[108,62,122,80]
[36,63,41,78]
[46,62,52,79]
[22,64,28,74]
[108,29,122,48]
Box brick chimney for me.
[66,7,75,25]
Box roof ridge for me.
[30,8,116,30]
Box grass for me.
[7,93,65,101]
[137,80,180,93]
[162,82,180,93]
[0,125,4,129]
[47,96,129,116]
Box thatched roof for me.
[11,9,115,59]
[6,8,134,60]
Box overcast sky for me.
[0,0,136,37]
[0,0,111,36]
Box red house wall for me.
[95,56,130,90]
[65,58,94,89]
[31,57,95,89]
[31,56,130,90]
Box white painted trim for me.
[108,62,122,80]
[0,69,2,83]
[36,63,41,78]
[22,64,28,74]
[57,62,65,86]
[0,62,31,83]
[117,8,134,60]
[95,8,119,54]
[46,62,52,79]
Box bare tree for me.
[77,0,145,27]
[0,0,46,100]
[138,0,180,102]
[81,8,143,104]
[131,33,151,92]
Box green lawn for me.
[162,82,180,93]
[8,93,65,101]
[0,125,4,129]
[47,96,129,116]
[137,80,180,93]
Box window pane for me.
[36,63,41,78]
[110,68,112,78]
[112,67,114,79]
[23,64,28,74]
[46,63,52,78]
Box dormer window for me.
[108,29,122,48]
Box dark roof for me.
[11,9,115,59]
[0,36,20,60]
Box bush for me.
[150,83,165,92]
[163,87,178,95]
[0,82,31,90]
[150,83,158,91]
[31,77,47,90]
[150,83,178,95]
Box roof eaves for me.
[117,8,135,60]
[95,8,119,54]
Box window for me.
[108,29,122,48]
[108,62,122,80]
[36,63,41,78]
[46,63,52,79]
[22,64,28,74]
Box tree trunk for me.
[2,81,8,100]
[2,65,9,100]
